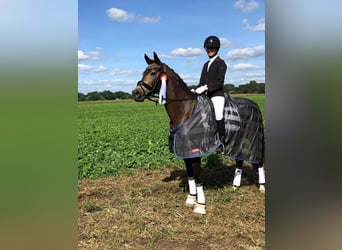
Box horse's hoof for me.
[259,184,265,193]
[193,203,206,214]
[185,194,196,206]
[232,185,238,191]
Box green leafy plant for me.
[78,95,264,179]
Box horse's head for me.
[132,52,164,102]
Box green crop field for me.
[78,94,265,179]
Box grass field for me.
[78,94,265,249]
[78,94,265,179]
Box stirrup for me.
[185,194,196,206]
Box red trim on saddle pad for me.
[191,148,200,153]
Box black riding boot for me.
[216,119,225,154]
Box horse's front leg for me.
[184,157,206,214]
[184,158,197,206]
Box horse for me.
[132,52,265,214]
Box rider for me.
[192,35,227,152]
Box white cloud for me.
[229,72,265,86]
[234,0,259,12]
[78,79,136,94]
[78,63,93,71]
[78,50,89,61]
[227,45,265,60]
[170,48,204,57]
[79,63,141,76]
[158,54,174,60]
[231,63,261,71]
[78,64,107,73]
[108,69,140,76]
[219,38,233,48]
[242,18,265,31]
[106,8,160,23]
[78,47,104,61]
[106,8,134,22]
[94,65,107,73]
[88,48,103,60]
[137,15,160,23]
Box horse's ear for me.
[144,54,154,65]
[153,52,162,65]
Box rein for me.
[144,95,197,105]
[163,96,197,105]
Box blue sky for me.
[78,0,265,94]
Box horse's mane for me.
[162,63,192,91]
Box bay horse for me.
[132,52,265,214]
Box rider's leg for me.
[211,96,225,150]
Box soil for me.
[78,164,265,249]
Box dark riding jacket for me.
[198,56,227,98]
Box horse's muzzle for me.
[132,88,145,102]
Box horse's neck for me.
[165,101,196,128]
[164,71,197,128]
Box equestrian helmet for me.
[203,36,220,50]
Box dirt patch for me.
[78,165,265,249]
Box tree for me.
[257,83,265,93]
[248,80,259,93]
[112,91,131,100]
[77,82,267,103]
[100,90,114,100]
[236,81,265,94]
[224,84,236,93]
[86,91,105,101]
[78,93,86,101]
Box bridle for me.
[136,63,197,105]
[136,66,163,104]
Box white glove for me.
[195,85,208,94]
[190,88,196,93]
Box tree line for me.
[78,80,265,101]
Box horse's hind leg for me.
[233,159,243,190]
[253,163,265,192]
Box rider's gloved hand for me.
[195,85,208,94]
[190,88,196,93]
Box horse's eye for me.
[151,72,157,76]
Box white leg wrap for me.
[258,167,265,184]
[193,203,206,214]
[188,177,197,195]
[233,168,242,187]
[196,184,205,204]
[185,194,197,206]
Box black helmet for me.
[203,36,220,50]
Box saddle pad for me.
[168,95,221,158]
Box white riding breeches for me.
[211,96,225,120]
